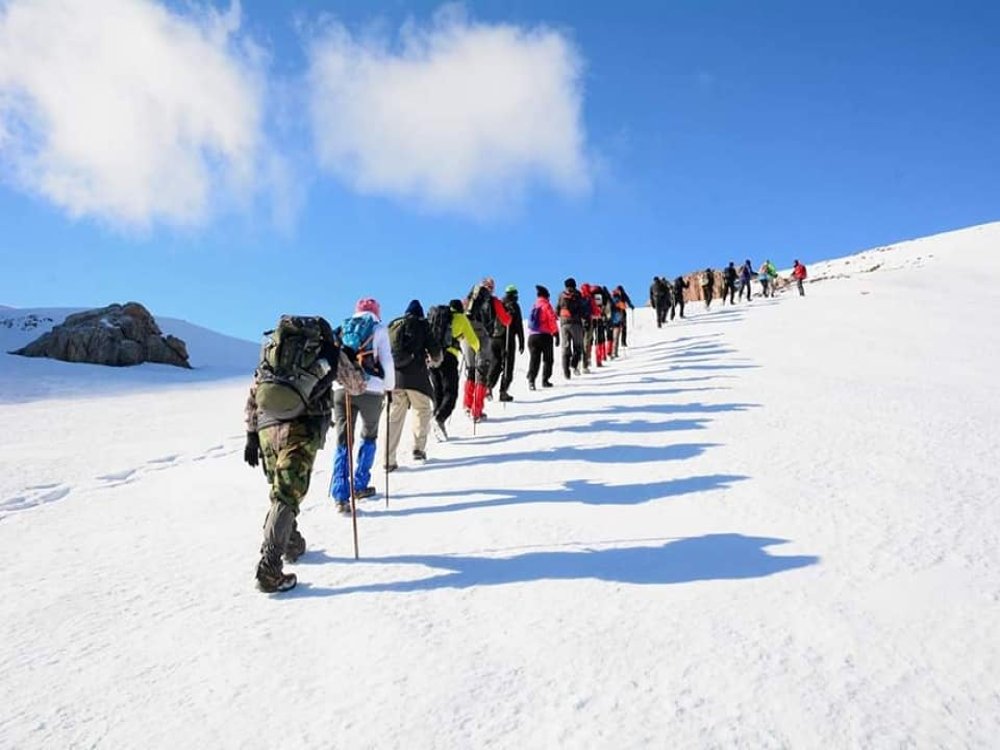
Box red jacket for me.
[792,263,808,280]
[528,297,559,335]
[491,296,512,327]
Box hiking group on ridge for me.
[242,259,808,592]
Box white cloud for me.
[306,6,591,215]
[0,0,265,228]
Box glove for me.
[554,334,560,346]
[244,431,261,468]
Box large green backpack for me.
[388,315,423,369]
[255,316,334,420]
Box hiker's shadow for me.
[527,384,722,403]
[464,417,711,445]
[291,534,818,598]
[425,442,720,470]
[375,474,749,517]
[488,401,760,425]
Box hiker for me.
[599,285,616,361]
[738,259,754,301]
[526,284,558,389]
[723,262,738,305]
[385,300,443,471]
[758,259,777,297]
[487,284,525,402]
[586,284,608,369]
[428,299,479,441]
[580,283,601,373]
[701,268,715,309]
[463,277,511,422]
[671,276,689,319]
[650,276,670,327]
[330,298,395,512]
[613,285,635,346]
[609,289,626,357]
[556,277,586,378]
[244,315,342,593]
[792,260,808,296]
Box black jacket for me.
[495,296,525,352]
[391,314,442,397]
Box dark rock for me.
[11,302,191,369]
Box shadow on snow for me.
[291,534,818,597]
[370,473,750,517]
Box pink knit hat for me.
[355,297,381,320]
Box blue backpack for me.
[338,314,380,384]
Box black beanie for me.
[535,284,550,299]
[564,277,576,289]
[405,299,424,318]
[449,298,464,313]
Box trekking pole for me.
[384,391,391,509]
[345,394,360,560]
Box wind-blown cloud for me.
[0,0,264,228]
[306,6,591,215]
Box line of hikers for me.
[650,259,808,320]
[242,277,636,592]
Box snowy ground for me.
[1,223,999,748]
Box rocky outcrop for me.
[11,303,191,369]
[682,270,724,302]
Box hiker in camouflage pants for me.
[259,420,322,555]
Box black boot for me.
[256,546,296,593]
[284,526,306,564]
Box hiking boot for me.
[542,380,554,388]
[433,420,449,441]
[412,449,427,461]
[583,366,591,374]
[256,554,297,593]
[528,381,536,391]
[499,391,514,402]
[573,365,581,376]
[284,528,306,564]
[355,486,376,500]
[385,462,398,473]
[335,501,351,515]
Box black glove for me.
[554,333,560,346]
[244,431,261,468]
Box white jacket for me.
[333,312,396,394]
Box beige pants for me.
[386,388,434,463]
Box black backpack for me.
[427,305,454,351]
[466,285,494,327]
[388,315,424,369]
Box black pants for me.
[527,333,554,384]
[487,337,506,390]
[672,296,684,318]
[654,298,669,326]
[703,287,714,308]
[797,278,805,296]
[560,321,584,377]
[429,350,460,423]
[738,280,752,301]
[723,282,736,304]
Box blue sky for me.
[1,0,998,341]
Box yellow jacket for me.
[450,311,479,357]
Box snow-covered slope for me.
[1,223,998,748]
[0,306,259,403]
